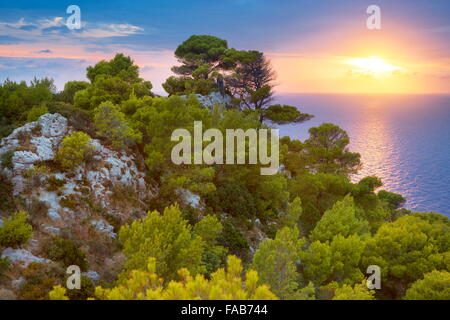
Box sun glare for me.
[346,56,403,76]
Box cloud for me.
[35,49,52,54]
[0,17,144,42]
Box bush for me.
[28,199,49,218]
[60,195,78,211]
[0,173,15,212]
[93,101,142,150]
[0,211,33,248]
[0,150,14,170]
[206,180,257,218]
[18,262,63,300]
[65,275,95,300]
[46,176,67,192]
[56,131,95,171]
[0,257,10,274]
[27,105,48,122]
[218,219,249,255]
[44,237,88,271]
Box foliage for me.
[218,219,249,256]
[0,211,33,248]
[252,227,306,299]
[75,54,152,110]
[56,131,95,170]
[93,255,278,300]
[0,173,15,212]
[93,101,142,150]
[303,123,361,176]
[206,179,257,218]
[288,173,352,234]
[18,262,63,300]
[26,105,48,122]
[378,190,406,211]
[48,285,69,300]
[57,81,89,104]
[44,237,88,271]
[404,270,450,300]
[362,214,449,298]
[331,281,375,300]
[300,234,365,287]
[0,78,54,136]
[171,35,235,79]
[118,205,204,281]
[193,215,227,275]
[0,149,14,170]
[278,197,302,229]
[163,76,216,96]
[263,104,313,125]
[46,176,67,192]
[310,195,369,242]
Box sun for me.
[345,56,403,77]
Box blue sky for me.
[0,0,449,93]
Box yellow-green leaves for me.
[56,131,95,170]
[118,205,204,281]
[0,211,33,247]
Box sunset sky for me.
[0,0,449,94]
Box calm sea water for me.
[276,94,450,216]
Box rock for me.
[42,225,61,235]
[1,248,51,267]
[11,277,25,289]
[182,92,232,109]
[177,188,202,210]
[38,113,68,137]
[83,270,100,281]
[91,220,116,239]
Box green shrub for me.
[65,275,95,300]
[0,211,33,248]
[56,131,95,171]
[218,219,249,255]
[206,180,257,218]
[44,237,88,271]
[27,105,48,122]
[0,150,14,170]
[18,262,63,300]
[0,257,10,274]
[0,173,15,212]
[60,195,78,211]
[46,176,66,192]
[28,199,49,218]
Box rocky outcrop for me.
[0,113,150,291]
[0,113,148,222]
[1,248,51,267]
[181,92,232,109]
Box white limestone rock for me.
[182,92,232,109]
[177,188,202,210]
[83,270,101,281]
[38,113,68,138]
[91,220,116,239]
[1,248,51,267]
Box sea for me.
[276,94,450,216]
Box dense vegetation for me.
[0,35,448,300]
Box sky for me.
[0,0,449,94]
